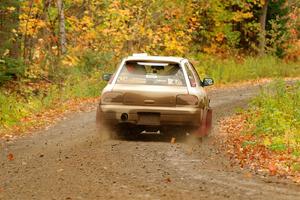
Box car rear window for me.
[116,61,186,86]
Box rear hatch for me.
[112,84,188,107]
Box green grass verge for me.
[192,54,300,83]
[0,70,106,132]
[246,80,300,153]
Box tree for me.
[259,0,269,56]
[22,0,34,61]
[57,0,66,54]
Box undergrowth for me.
[0,66,106,134]
[246,80,300,154]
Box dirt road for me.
[1,85,300,200]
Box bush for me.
[76,50,114,75]
[0,57,25,84]
[247,80,300,152]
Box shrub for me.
[0,57,25,84]
[247,80,300,152]
[76,50,114,75]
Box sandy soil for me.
[1,85,300,200]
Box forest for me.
[0,0,299,131]
[0,0,299,81]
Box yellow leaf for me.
[263,137,271,146]
[216,33,224,42]
[7,7,16,12]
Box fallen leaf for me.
[244,172,252,178]
[7,153,14,161]
[170,137,176,144]
[269,163,277,176]
[164,178,171,183]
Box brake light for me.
[102,92,123,104]
[176,94,198,105]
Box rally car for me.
[96,53,213,137]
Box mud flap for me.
[196,108,213,137]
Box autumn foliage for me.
[0,1,299,133]
[0,0,299,82]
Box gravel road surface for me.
[1,85,300,200]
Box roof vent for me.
[132,53,148,57]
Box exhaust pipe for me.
[121,113,128,121]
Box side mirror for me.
[102,73,113,82]
[202,77,214,87]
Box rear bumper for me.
[97,104,202,126]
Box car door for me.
[182,60,209,108]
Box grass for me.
[192,54,300,83]
[0,69,106,134]
[246,80,300,153]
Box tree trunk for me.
[57,0,66,55]
[23,0,34,62]
[43,0,51,31]
[259,0,269,56]
[42,0,50,50]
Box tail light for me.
[176,94,198,106]
[101,92,123,104]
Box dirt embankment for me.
[1,84,300,200]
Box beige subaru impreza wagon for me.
[96,54,213,137]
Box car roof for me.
[125,54,185,63]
